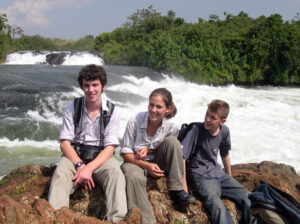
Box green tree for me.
[93,8,300,85]
[0,14,12,61]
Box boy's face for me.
[82,79,103,104]
[204,108,226,134]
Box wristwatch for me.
[75,161,84,169]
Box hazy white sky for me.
[0,0,299,40]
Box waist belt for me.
[147,149,157,154]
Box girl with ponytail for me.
[120,88,195,224]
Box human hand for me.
[135,148,148,160]
[72,165,95,190]
[146,163,165,178]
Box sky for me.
[0,0,299,40]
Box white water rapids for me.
[0,51,299,176]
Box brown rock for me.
[125,207,142,224]
[0,161,299,223]
[232,161,300,202]
[33,198,55,224]
[0,194,32,224]
[55,207,75,223]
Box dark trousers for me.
[190,173,251,224]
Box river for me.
[0,51,299,177]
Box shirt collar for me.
[83,95,108,112]
[141,112,166,130]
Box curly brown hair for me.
[77,64,107,89]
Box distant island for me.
[1,6,299,86]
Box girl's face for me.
[148,94,170,124]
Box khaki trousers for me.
[48,156,127,222]
[121,136,184,224]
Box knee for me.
[163,136,181,152]
[108,165,124,181]
[164,136,180,146]
[203,191,222,207]
[205,196,224,213]
[126,171,145,185]
[52,166,71,181]
[123,171,145,187]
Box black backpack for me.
[73,96,115,149]
[177,122,205,165]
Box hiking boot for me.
[169,190,196,205]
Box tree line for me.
[0,14,95,62]
[1,8,300,85]
[94,7,300,85]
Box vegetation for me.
[0,14,12,62]
[11,34,95,51]
[94,7,300,85]
[1,8,300,85]
[0,13,95,59]
[0,173,22,186]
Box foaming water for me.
[62,52,103,65]
[5,51,103,66]
[6,51,47,65]
[0,63,299,176]
[0,137,59,149]
[108,74,300,174]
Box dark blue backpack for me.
[249,181,300,224]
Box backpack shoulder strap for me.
[99,100,115,148]
[102,100,115,128]
[73,96,84,131]
[189,122,205,160]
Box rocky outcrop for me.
[0,161,299,223]
[46,53,66,65]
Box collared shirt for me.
[59,96,120,147]
[181,124,231,178]
[120,111,179,160]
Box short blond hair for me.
[208,100,230,119]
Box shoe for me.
[169,190,196,205]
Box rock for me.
[125,207,142,224]
[0,161,299,223]
[231,161,300,202]
[46,53,66,65]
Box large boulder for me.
[0,161,299,223]
[231,161,300,202]
[46,53,66,65]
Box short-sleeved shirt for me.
[120,111,179,160]
[181,124,231,178]
[59,96,120,147]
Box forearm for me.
[122,153,151,170]
[222,155,232,176]
[60,140,83,165]
[86,145,115,172]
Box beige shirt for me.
[120,111,179,160]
